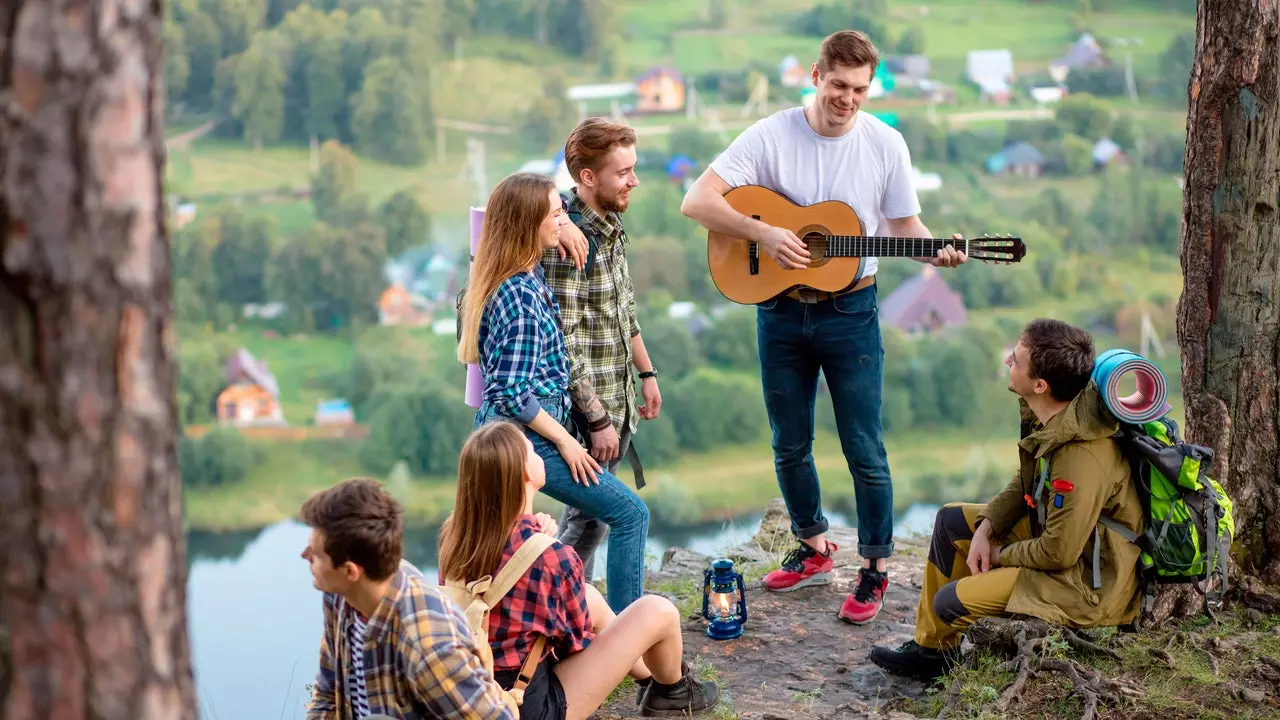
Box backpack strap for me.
[1033,455,1050,530]
[487,533,556,704]
[508,635,547,706]
[484,532,557,606]
[565,205,601,275]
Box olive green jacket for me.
[977,382,1144,628]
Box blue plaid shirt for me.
[478,269,572,425]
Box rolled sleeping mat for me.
[1092,348,1172,424]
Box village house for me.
[778,55,811,88]
[314,399,355,426]
[377,283,432,327]
[1092,137,1129,169]
[216,348,284,426]
[879,266,968,336]
[966,49,1015,105]
[883,54,931,88]
[986,141,1047,178]
[635,66,685,113]
[1049,33,1110,83]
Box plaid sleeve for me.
[549,544,594,657]
[482,282,545,423]
[542,250,591,395]
[306,594,339,720]
[408,592,515,720]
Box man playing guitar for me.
[681,30,966,625]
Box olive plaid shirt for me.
[307,560,513,720]
[540,190,641,434]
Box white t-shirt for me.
[709,107,921,278]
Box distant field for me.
[623,0,1192,76]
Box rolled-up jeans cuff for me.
[858,542,894,560]
[794,518,829,540]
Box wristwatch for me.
[638,368,658,379]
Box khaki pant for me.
[915,503,1031,650]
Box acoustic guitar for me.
[707,185,1027,305]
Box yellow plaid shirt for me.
[306,560,513,720]
[540,191,641,434]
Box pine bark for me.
[1176,0,1280,599]
[0,0,197,718]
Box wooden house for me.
[635,66,685,113]
[216,348,284,426]
[378,283,431,327]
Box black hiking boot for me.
[634,676,652,705]
[869,640,962,681]
[639,662,720,716]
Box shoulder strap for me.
[485,533,557,607]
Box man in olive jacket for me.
[870,319,1143,681]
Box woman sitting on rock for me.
[456,170,649,613]
[438,421,720,720]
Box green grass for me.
[895,609,1280,720]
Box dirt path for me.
[166,118,219,151]
[592,504,934,719]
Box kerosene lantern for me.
[701,558,747,640]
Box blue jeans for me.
[756,284,895,559]
[473,404,650,612]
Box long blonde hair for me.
[457,172,558,363]
[438,421,530,583]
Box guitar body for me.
[707,185,868,305]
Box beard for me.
[599,188,630,214]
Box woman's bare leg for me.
[584,583,651,680]
[553,595,684,720]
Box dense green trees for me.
[165,0,617,164]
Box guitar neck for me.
[819,235,963,258]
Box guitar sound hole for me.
[801,231,833,267]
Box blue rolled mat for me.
[1092,348,1172,424]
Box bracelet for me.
[587,415,612,432]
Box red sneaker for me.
[762,542,836,592]
[838,568,888,624]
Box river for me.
[187,504,940,719]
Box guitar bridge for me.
[749,215,760,275]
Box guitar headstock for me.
[969,233,1026,264]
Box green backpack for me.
[1099,416,1235,615]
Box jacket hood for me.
[1018,381,1119,457]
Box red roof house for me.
[879,266,968,335]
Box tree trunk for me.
[0,0,197,718]
[1176,0,1280,600]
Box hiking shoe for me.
[639,665,720,716]
[762,542,836,592]
[838,568,888,624]
[869,640,961,681]
[635,676,652,705]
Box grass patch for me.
[894,608,1280,720]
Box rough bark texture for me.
[1176,0,1280,594]
[0,0,196,718]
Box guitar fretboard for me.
[813,236,965,258]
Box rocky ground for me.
[592,500,938,720]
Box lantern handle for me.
[701,568,712,621]
[734,572,747,625]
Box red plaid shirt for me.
[487,516,595,671]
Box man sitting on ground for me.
[301,478,514,719]
[870,319,1143,681]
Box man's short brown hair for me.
[299,478,404,581]
[1021,319,1096,403]
[564,117,636,183]
[818,30,880,74]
